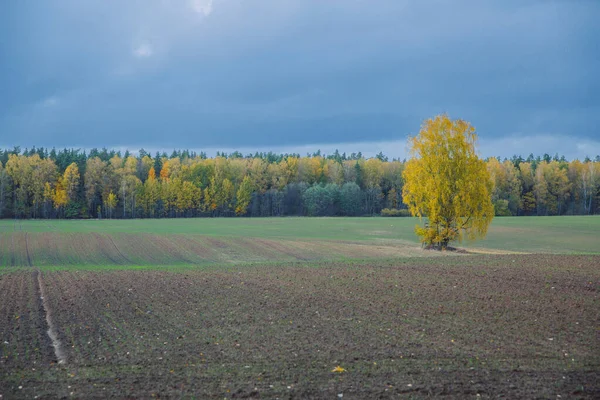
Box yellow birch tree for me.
[235,176,253,216]
[52,182,68,214]
[63,162,80,202]
[104,191,117,219]
[402,114,494,249]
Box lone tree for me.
[402,114,494,249]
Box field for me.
[1,217,599,398]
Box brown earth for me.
[1,254,599,398]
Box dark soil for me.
[1,254,599,398]
[422,243,470,253]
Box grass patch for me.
[0,215,598,270]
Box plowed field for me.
[1,255,599,398]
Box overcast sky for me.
[1,0,599,159]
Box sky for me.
[1,0,599,160]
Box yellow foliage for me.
[160,160,171,181]
[235,176,253,216]
[63,162,80,201]
[148,167,156,181]
[402,114,494,249]
[363,158,384,188]
[104,191,117,218]
[52,183,68,210]
[331,366,346,373]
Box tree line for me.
[0,147,599,219]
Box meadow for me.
[0,217,599,398]
[0,216,599,270]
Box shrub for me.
[493,199,511,216]
[381,208,411,217]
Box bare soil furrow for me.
[23,232,65,367]
[36,271,66,364]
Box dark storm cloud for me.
[0,0,599,155]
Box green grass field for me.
[0,216,598,269]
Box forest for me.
[0,147,598,219]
